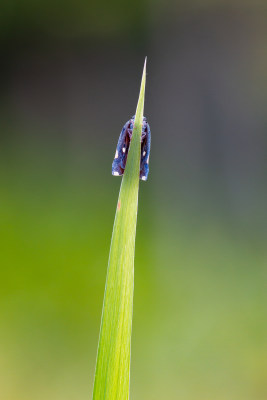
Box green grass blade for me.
[92,58,147,400]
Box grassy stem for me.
[92,58,147,400]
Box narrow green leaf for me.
[92,58,147,400]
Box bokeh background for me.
[1,1,266,399]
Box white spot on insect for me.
[141,176,147,181]
[147,155,150,163]
[115,150,119,159]
[143,151,146,156]
[113,171,120,176]
[122,147,126,153]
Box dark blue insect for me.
[112,115,151,181]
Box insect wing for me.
[112,121,130,176]
[140,122,151,181]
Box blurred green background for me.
[0,1,266,399]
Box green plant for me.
[92,59,147,400]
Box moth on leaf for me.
[112,115,151,181]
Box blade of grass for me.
[92,58,147,400]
